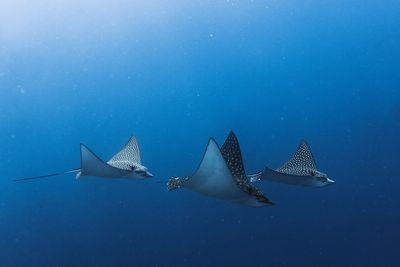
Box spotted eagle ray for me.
[249,141,334,187]
[167,131,274,207]
[14,136,153,181]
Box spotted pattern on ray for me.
[240,183,274,204]
[276,141,318,176]
[220,131,246,183]
[108,137,142,170]
[220,132,274,205]
[167,176,189,191]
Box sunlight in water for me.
[0,0,174,51]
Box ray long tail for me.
[14,169,80,181]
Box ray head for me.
[311,170,335,187]
[133,164,153,178]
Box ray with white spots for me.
[167,131,273,207]
[249,141,334,187]
[15,136,153,181]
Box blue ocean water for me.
[1,1,399,266]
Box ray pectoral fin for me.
[185,138,245,198]
[185,138,272,206]
[220,131,246,181]
[276,140,319,176]
[108,136,142,167]
[80,143,131,178]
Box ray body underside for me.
[80,144,132,178]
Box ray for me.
[78,143,132,178]
[15,136,153,182]
[250,141,334,187]
[168,132,273,207]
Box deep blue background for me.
[1,1,399,266]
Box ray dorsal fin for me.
[220,131,246,182]
[276,141,318,176]
[108,136,142,170]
